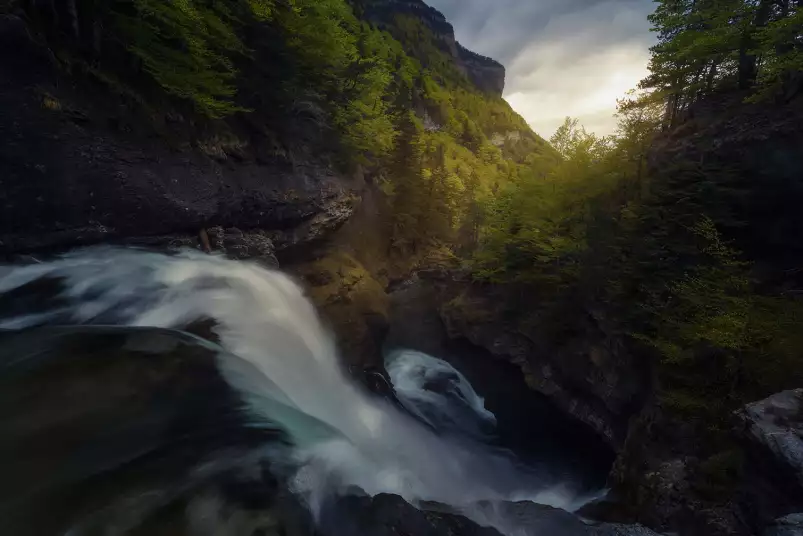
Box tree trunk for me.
[64,0,78,39]
[739,33,757,89]
[636,152,645,201]
[690,66,706,109]
[738,0,772,89]
[705,60,720,93]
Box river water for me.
[0,247,606,534]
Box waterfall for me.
[0,247,596,532]
[386,349,498,440]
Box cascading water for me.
[386,349,498,440]
[0,247,601,534]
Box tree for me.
[642,0,803,123]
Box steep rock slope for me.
[358,0,506,94]
[0,14,358,256]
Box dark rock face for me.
[122,227,280,267]
[385,276,616,489]
[437,284,648,450]
[649,94,803,272]
[457,44,506,95]
[0,14,357,256]
[607,403,709,534]
[206,227,280,266]
[607,389,803,536]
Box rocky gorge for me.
[1,0,803,535]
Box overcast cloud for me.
[427,0,656,137]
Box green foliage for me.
[694,449,745,500]
[471,111,645,288]
[269,2,400,159]
[110,0,257,117]
[469,66,803,478]
[634,217,752,369]
[22,0,549,244]
[643,0,803,123]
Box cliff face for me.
[457,43,506,95]
[359,0,506,95]
[0,14,358,257]
[437,284,649,450]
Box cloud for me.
[427,0,656,137]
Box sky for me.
[427,0,657,138]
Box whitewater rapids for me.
[0,247,595,532]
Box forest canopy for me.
[465,0,803,470]
[641,0,803,125]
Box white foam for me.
[0,247,595,533]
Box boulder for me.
[734,389,803,529]
[764,514,803,536]
[735,389,803,493]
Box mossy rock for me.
[294,253,390,369]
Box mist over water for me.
[0,248,600,533]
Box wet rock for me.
[0,326,289,536]
[206,227,279,267]
[438,285,648,449]
[416,499,662,536]
[318,494,501,536]
[292,253,389,369]
[268,194,358,253]
[735,389,803,492]
[734,390,803,529]
[385,278,615,491]
[764,514,803,536]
